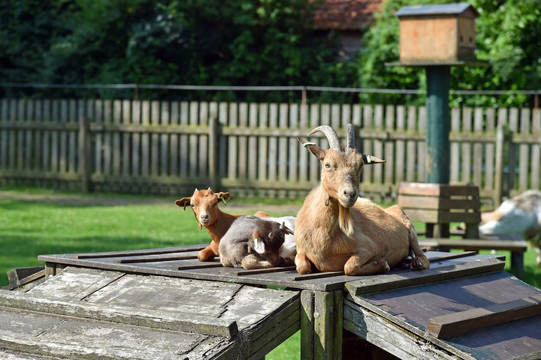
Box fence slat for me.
[484,108,496,192]
[461,107,472,183]
[122,100,131,178]
[170,101,179,177]
[248,103,258,197]
[385,105,395,185]
[268,104,278,198]
[473,107,483,187]
[199,102,209,180]
[395,105,405,185]
[518,108,530,191]
[531,108,540,190]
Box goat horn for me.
[307,125,341,152]
[346,124,355,152]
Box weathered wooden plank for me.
[24,100,33,171]
[0,290,239,338]
[122,100,131,177]
[72,244,205,259]
[115,254,198,263]
[314,291,337,360]
[175,262,223,270]
[68,100,78,174]
[398,182,480,196]
[41,100,51,171]
[345,258,505,296]
[0,307,229,360]
[300,290,315,359]
[401,208,480,223]
[289,271,344,281]
[343,300,467,360]
[131,101,140,177]
[418,238,528,252]
[426,294,541,339]
[398,195,480,210]
[236,266,296,276]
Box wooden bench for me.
[398,181,527,278]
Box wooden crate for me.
[398,181,481,238]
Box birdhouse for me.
[395,3,479,64]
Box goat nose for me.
[200,214,209,221]
[344,189,357,200]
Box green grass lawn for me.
[1,185,540,359]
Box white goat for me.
[479,190,541,265]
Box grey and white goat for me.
[219,216,295,269]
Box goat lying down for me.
[219,216,295,269]
[479,190,541,265]
[294,124,430,276]
[176,188,269,261]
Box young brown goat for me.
[295,124,430,275]
[219,216,294,269]
[176,188,269,262]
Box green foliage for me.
[358,0,541,106]
[0,0,357,102]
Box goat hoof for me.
[401,256,413,269]
[410,256,429,270]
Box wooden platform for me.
[0,266,299,360]
[3,245,541,359]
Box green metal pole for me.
[425,65,451,184]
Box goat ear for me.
[175,198,191,210]
[216,192,231,204]
[253,237,266,254]
[281,222,294,235]
[298,138,326,161]
[362,154,386,165]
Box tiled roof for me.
[311,0,383,31]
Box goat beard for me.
[338,206,354,237]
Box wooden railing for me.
[0,99,539,204]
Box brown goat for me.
[294,124,430,275]
[176,188,268,261]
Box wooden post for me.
[494,124,505,206]
[78,115,91,193]
[425,65,451,184]
[300,290,343,360]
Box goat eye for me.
[190,204,195,208]
[324,163,332,170]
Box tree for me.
[357,0,541,106]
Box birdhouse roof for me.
[395,3,478,18]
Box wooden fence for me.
[0,99,540,204]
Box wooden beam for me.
[427,294,541,339]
